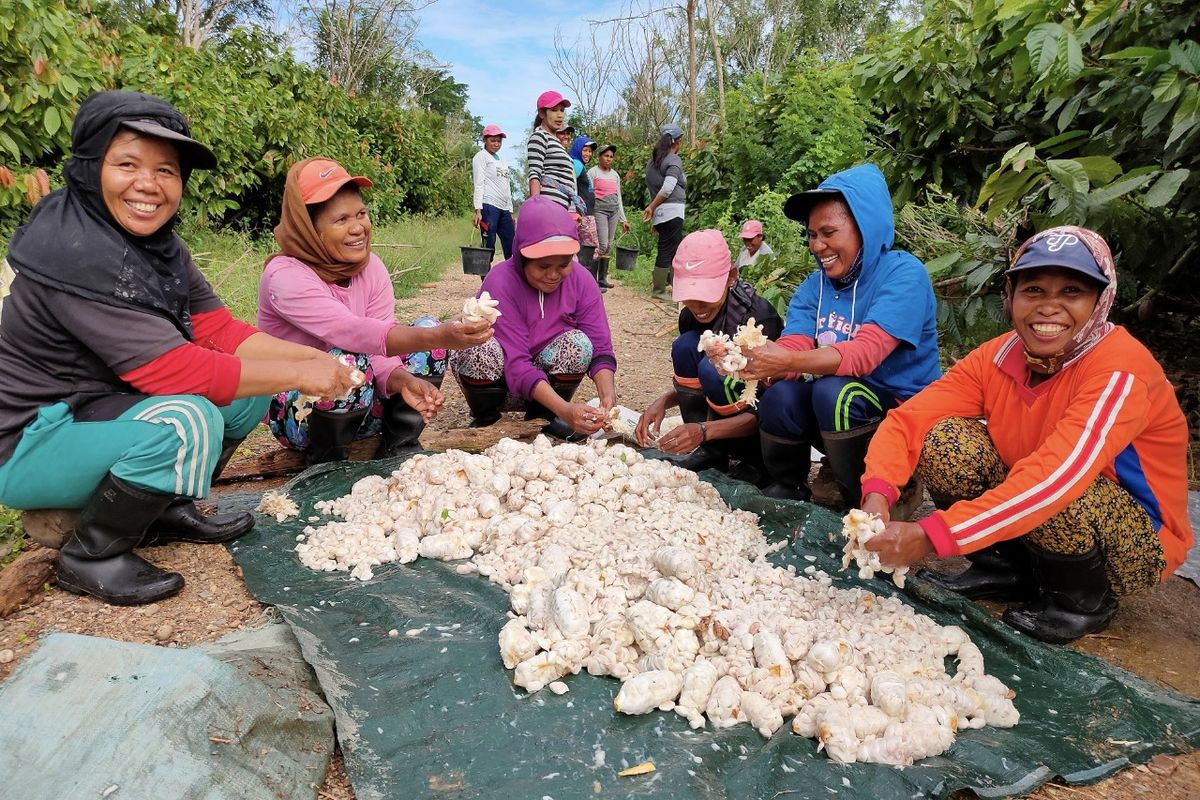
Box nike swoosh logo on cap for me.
[684,259,704,272]
[319,168,335,179]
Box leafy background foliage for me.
[0,0,470,238]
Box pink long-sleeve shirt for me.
[257,254,406,396]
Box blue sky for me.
[419,0,630,164]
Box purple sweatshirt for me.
[480,196,617,399]
[257,253,407,397]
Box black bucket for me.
[615,243,639,271]
[461,245,494,276]
[576,244,599,281]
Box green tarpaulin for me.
[224,455,1200,800]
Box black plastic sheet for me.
[225,455,1200,800]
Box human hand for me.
[621,221,631,233]
[561,402,607,436]
[656,421,705,455]
[741,340,795,381]
[439,318,493,349]
[473,210,482,229]
[397,375,444,422]
[295,356,358,400]
[634,396,669,447]
[642,208,652,223]
[863,521,934,567]
[860,492,892,524]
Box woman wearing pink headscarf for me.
[858,226,1192,645]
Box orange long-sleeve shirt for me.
[862,328,1193,579]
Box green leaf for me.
[42,105,60,136]
[1168,40,1200,76]
[1152,71,1182,104]
[1060,30,1083,81]
[1088,172,1157,205]
[0,130,19,159]
[1143,168,1190,207]
[1103,46,1166,62]
[1027,23,1062,77]
[1072,156,1122,184]
[923,252,962,276]
[996,0,1040,20]
[60,73,79,95]
[1046,158,1090,194]
[1036,130,1088,151]
[999,142,1037,171]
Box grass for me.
[0,504,23,567]
[183,213,472,322]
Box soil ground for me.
[1,264,1197,799]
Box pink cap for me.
[520,234,580,260]
[537,90,571,110]
[481,124,506,138]
[672,230,732,303]
[740,219,763,238]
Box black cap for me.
[596,143,617,157]
[121,118,217,170]
[783,189,844,223]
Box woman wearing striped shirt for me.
[859,226,1191,644]
[526,91,579,212]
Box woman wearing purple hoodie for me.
[450,196,618,438]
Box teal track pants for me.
[0,394,269,509]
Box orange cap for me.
[297,158,373,205]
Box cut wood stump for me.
[216,419,549,484]
[0,546,56,617]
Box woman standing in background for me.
[472,124,514,260]
[643,124,686,302]
[526,91,578,212]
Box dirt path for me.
[1,262,1197,799]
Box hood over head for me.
[510,195,581,277]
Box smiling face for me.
[312,186,371,264]
[522,253,574,293]
[680,272,737,324]
[483,135,503,155]
[581,144,593,162]
[100,130,183,237]
[742,234,763,256]
[1010,267,1102,367]
[598,150,614,169]
[806,199,861,281]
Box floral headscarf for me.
[1006,225,1117,374]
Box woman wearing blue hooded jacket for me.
[741,164,941,508]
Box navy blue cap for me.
[661,123,683,140]
[1007,232,1109,285]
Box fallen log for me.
[0,547,55,617]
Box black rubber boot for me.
[916,539,1036,601]
[457,376,507,428]
[305,407,369,466]
[672,384,728,473]
[820,422,879,508]
[526,376,586,441]
[1002,543,1118,644]
[596,256,614,289]
[55,473,184,606]
[211,436,242,481]
[377,374,443,458]
[759,431,812,501]
[143,499,255,547]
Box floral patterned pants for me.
[449,329,593,383]
[267,316,446,449]
[918,417,1165,595]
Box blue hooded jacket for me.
[781,163,940,399]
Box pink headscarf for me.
[1005,225,1117,374]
